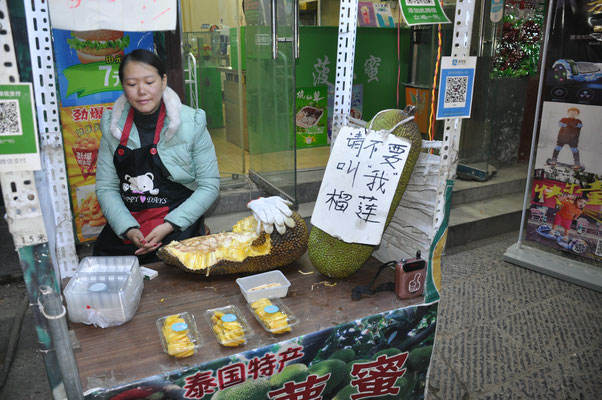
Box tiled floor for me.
[210,127,330,179]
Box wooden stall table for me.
[66,253,424,393]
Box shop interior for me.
[177,0,540,199]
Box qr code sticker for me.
[406,0,435,5]
[596,239,602,257]
[0,100,22,136]
[444,76,468,108]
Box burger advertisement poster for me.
[53,29,153,106]
[53,29,152,243]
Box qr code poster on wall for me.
[0,83,41,172]
[436,56,477,120]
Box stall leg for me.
[18,243,83,399]
[39,284,84,400]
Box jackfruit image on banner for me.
[308,108,422,278]
[158,211,309,276]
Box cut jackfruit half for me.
[158,212,309,276]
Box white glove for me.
[247,196,296,235]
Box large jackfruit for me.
[308,108,422,278]
[158,211,308,276]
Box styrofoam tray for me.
[236,270,291,303]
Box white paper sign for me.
[311,126,412,245]
[49,0,177,32]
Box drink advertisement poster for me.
[525,1,602,262]
[53,29,153,243]
[296,87,328,149]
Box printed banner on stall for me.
[296,87,328,149]
[399,0,451,26]
[85,302,438,400]
[311,126,411,245]
[60,105,109,243]
[526,1,602,262]
[0,83,41,172]
[49,0,177,32]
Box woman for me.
[94,49,220,262]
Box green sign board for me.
[0,83,41,171]
[399,0,451,26]
[296,86,328,148]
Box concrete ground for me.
[0,231,601,399]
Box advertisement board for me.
[296,86,328,149]
[52,28,153,243]
[525,1,602,263]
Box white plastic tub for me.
[236,270,291,303]
[64,256,144,328]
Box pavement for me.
[0,230,601,399]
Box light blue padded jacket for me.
[96,86,220,236]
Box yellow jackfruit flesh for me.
[158,212,308,276]
[211,311,246,346]
[161,315,195,358]
[250,298,291,334]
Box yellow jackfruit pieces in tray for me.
[248,298,298,334]
[156,312,202,358]
[205,306,254,346]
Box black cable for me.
[0,294,30,391]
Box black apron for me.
[94,102,204,262]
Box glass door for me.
[181,0,247,185]
[245,0,298,202]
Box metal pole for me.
[39,286,84,400]
[516,0,555,247]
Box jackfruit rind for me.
[309,109,422,278]
[211,378,271,400]
[269,363,309,389]
[306,359,348,396]
[158,212,308,276]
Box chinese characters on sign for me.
[399,0,451,26]
[180,345,410,400]
[313,56,332,87]
[311,126,411,245]
[183,346,305,398]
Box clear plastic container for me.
[247,297,299,334]
[64,256,144,328]
[236,270,291,303]
[156,312,202,358]
[205,305,254,346]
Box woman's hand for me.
[135,223,174,255]
[125,228,152,253]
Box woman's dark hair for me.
[118,49,167,83]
